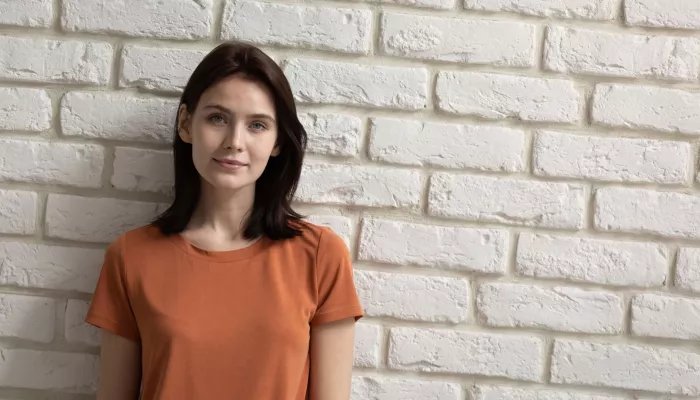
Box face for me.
[178,75,280,192]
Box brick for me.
[0,190,37,235]
[477,283,623,334]
[353,323,380,368]
[552,339,700,395]
[389,328,543,381]
[112,148,173,194]
[533,131,690,184]
[464,0,617,19]
[625,0,700,30]
[61,92,177,143]
[65,300,100,346]
[381,13,534,67]
[676,248,700,293]
[436,72,581,123]
[296,164,421,208]
[284,59,428,110]
[545,27,700,81]
[352,377,461,400]
[596,187,700,239]
[0,36,112,84]
[299,113,362,157]
[0,0,52,27]
[0,88,52,132]
[429,173,585,229]
[468,385,628,400]
[0,348,97,392]
[359,218,508,274]
[223,1,371,53]
[631,293,700,340]
[120,45,207,92]
[0,294,54,343]
[0,139,103,188]
[45,195,167,243]
[305,215,353,248]
[355,270,469,323]
[62,0,213,39]
[592,84,700,135]
[333,0,455,9]
[370,118,525,171]
[517,234,668,287]
[0,242,102,292]
[635,397,690,400]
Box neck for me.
[189,182,255,240]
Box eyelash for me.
[206,114,267,131]
[250,121,267,131]
[208,114,226,124]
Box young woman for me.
[86,42,363,400]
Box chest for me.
[129,255,317,353]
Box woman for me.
[86,42,363,400]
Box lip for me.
[214,158,247,170]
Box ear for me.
[177,104,193,144]
[270,145,280,157]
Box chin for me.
[203,174,255,191]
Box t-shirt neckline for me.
[169,233,270,262]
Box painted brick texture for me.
[2,0,700,398]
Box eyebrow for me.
[202,104,276,122]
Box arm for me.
[96,330,142,400]
[309,318,356,400]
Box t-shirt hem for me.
[311,305,363,326]
[85,313,141,343]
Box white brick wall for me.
[625,0,700,30]
[0,36,113,84]
[0,294,55,343]
[3,0,700,398]
[380,13,535,66]
[436,72,581,122]
[389,328,543,381]
[465,0,617,19]
[223,1,372,53]
[469,386,628,400]
[370,118,525,171]
[533,131,690,184]
[592,84,700,135]
[544,27,700,81]
[477,283,624,334]
[355,270,470,322]
[551,340,700,395]
[0,88,51,131]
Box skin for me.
[97,75,356,400]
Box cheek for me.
[189,126,220,168]
[249,135,278,162]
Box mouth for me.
[213,158,247,170]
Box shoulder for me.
[289,219,348,255]
[106,224,171,261]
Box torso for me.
[95,222,356,400]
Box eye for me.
[207,114,227,125]
[250,121,267,131]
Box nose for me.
[225,124,244,152]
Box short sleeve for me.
[311,228,364,326]
[85,234,140,342]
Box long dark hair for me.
[153,42,307,240]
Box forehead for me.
[198,75,275,114]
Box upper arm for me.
[308,228,363,399]
[97,330,141,400]
[86,235,142,398]
[311,228,363,326]
[308,318,356,400]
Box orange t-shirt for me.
[86,221,363,399]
